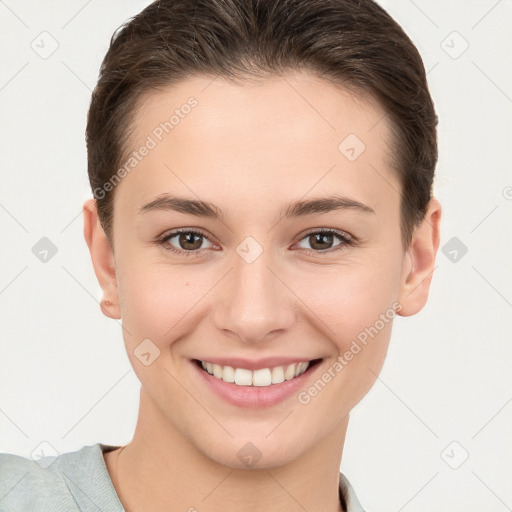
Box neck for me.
[106,388,348,512]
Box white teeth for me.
[295,362,308,376]
[271,366,285,384]
[284,363,296,380]
[222,365,235,383]
[212,364,223,379]
[234,368,252,386]
[199,360,312,387]
[253,368,272,387]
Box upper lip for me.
[194,356,321,371]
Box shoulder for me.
[0,448,78,511]
[0,443,123,512]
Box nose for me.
[212,245,296,344]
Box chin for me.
[204,440,302,471]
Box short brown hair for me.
[86,0,438,251]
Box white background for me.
[0,1,511,510]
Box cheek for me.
[116,260,213,345]
[115,264,206,393]
[295,256,401,344]
[291,254,401,399]
[294,274,398,417]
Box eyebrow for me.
[138,193,375,220]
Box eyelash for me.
[155,227,356,257]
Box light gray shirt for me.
[0,443,365,511]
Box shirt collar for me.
[61,444,365,511]
[339,471,366,512]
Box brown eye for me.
[309,232,335,250]
[176,232,203,250]
[158,229,214,255]
[296,229,353,253]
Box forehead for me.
[115,72,398,218]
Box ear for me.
[83,198,121,320]
[397,197,442,317]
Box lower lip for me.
[191,359,322,408]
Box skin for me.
[83,71,441,512]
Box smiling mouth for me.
[193,358,322,387]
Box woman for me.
[0,0,441,510]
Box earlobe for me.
[83,198,121,320]
[397,198,442,317]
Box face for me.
[86,71,438,469]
